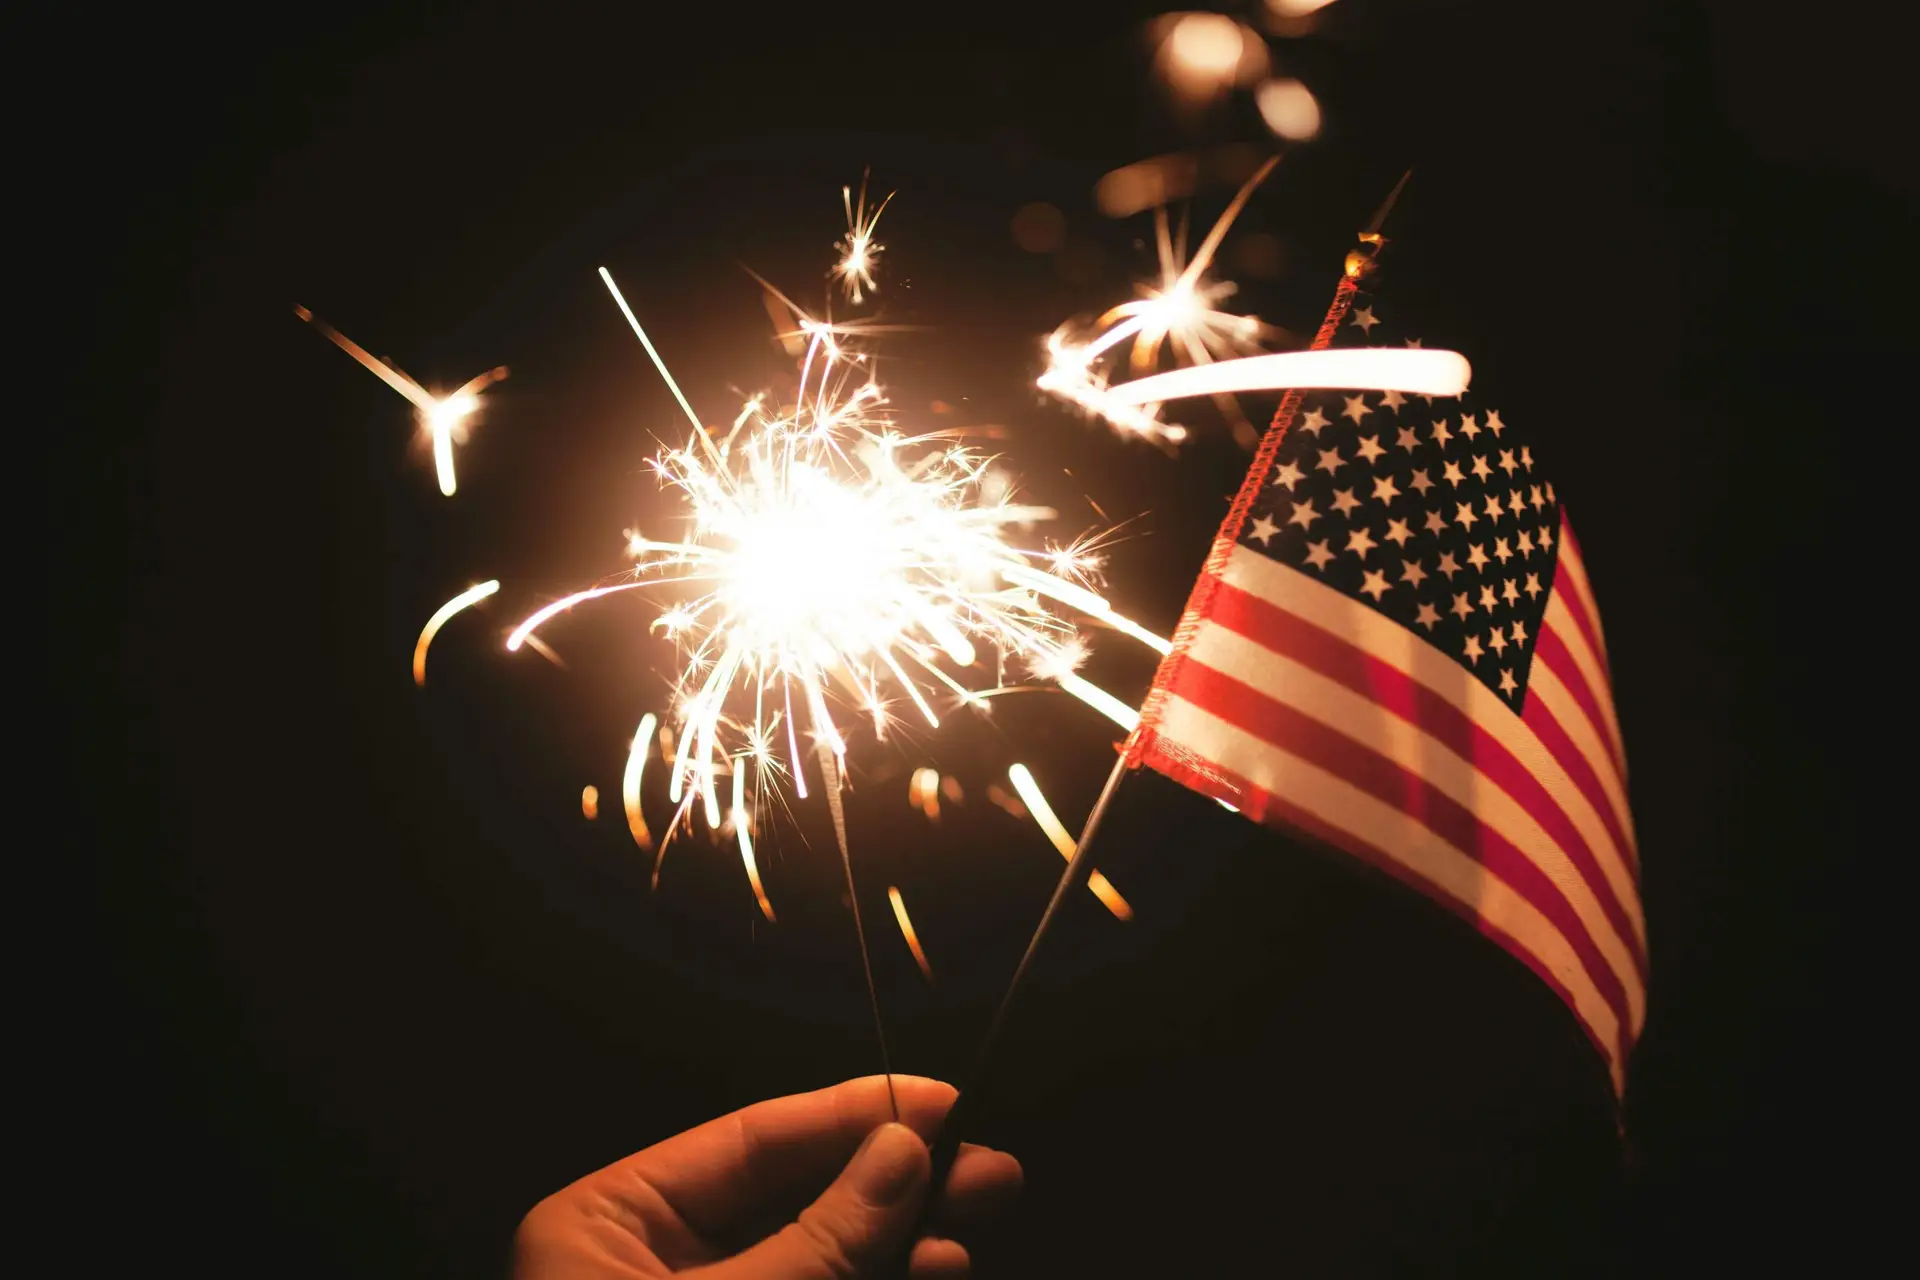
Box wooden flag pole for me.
[922,171,1417,1204]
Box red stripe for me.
[1532,621,1628,784]
[1550,544,1612,687]
[1134,733,1621,1075]
[1555,517,1612,667]
[1202,580,1646,975]
[1520,690,1639,873]
[1163,658,1636,1040]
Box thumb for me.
[700,1122,931,1279]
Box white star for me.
[1508,490,1527,517]
[1487,625,1508,656]
[1342,394,1370,424]
[1463,634,1484,663]
[1356,434,1386,464]
[1487,409,1505,437]
[1453,501,1479,530]
[1539,524,1554,548]
[1510,620,1528,645]
[1248,515,1280,545]
[1458,413,1481,440]
[1442,460,1465,487]
[1359,569,1389,600]
[1298,407,1330,436]
[1502,577,1520,604]
[1384,517,1412,547]
[1372,474,1401,504]
[1471,454,1494,482]
[1350,306,1380,333]
[1382,389,1407,411]
[1331,487,1361,517]
[1483,492,1505,522]
[1523,572,1543,599]
[1395,425,1420,452]
[1404,336,1423,348]
[1401,558,1428,586]
[1271,459,1306,491]
[1304,539,1333,570]
[1529,484,1546,512]
[1316,447,1345,474]
[1288,498,1320,528]
[1424,509,1448,536]
[1430,419,1454,448]
[1545,482,1556,503]
[1346,527,1378,558]
[1498,668,1518,694]
[1517,530,1535,556]
[1498,449,1519,476]
[1409,468,1434,496]
[1466,542,1491,572]
[1493,537,1513,564]
[1479,583,1499,611]
[1451,592,1474,620]
[1520,445,1533,471]
[1415,602,1441,630]
[1436,551,1462,579]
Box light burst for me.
[834,171,894,305]
[507,269,1167,847]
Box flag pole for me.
[924,170,1414,1196]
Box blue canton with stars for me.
[1237,288,1561,708]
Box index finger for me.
[616,1075,957,1238]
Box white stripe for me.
[1543,593,1628,778]
[1157,693,1626,1083]
[1186,623,1647,1007]
[1526,661,1637,854]
[1219,546,1642,879]
[1554,520,1611,666]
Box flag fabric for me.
[1124,253,1644,1092]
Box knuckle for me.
[790,1205,863,1279]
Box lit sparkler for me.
[295,306,506,496]
[506,270,1170,855]
[1039,158,1279,444]
[834,171,894,305]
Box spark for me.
[508,269,1169,854]
[622,712,659,852]
[1006,764,1132,920]
[732,762,776,922]
[888,886,934,982]
[580,785,600,821]
[835,171,894,304]
[909,766,943,821]
[413,580,500,686]
[295,305,505,496]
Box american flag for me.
[1124,253,1645,1091]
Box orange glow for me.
[580,785,600,821]
[888,886,935,982]
[1006,764,1132,920]
[412,580,499,686]
[1256,78,1322,141]
[909,766,942,821]
[985,782,1029,819]
[1160,13,1265,102]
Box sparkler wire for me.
[817,744,899,1123]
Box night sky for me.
[62,2,1888,1274]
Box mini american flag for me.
[1124,245,1645,1092]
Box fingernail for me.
[848,1122,926,1205]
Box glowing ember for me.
[413,580,499,686]
[1006,764,1132,920]
[888,886,934,982]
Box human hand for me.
[513,1075,1021,1279]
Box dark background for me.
[59,0,1893,1274]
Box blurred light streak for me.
[732,762,777,922]
[412,580,499,686]
[1102,346,1471,405]
[1006,764,1132,919]
[580,785,600,821]
[888,886,935,982]
[623,712,660,851]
